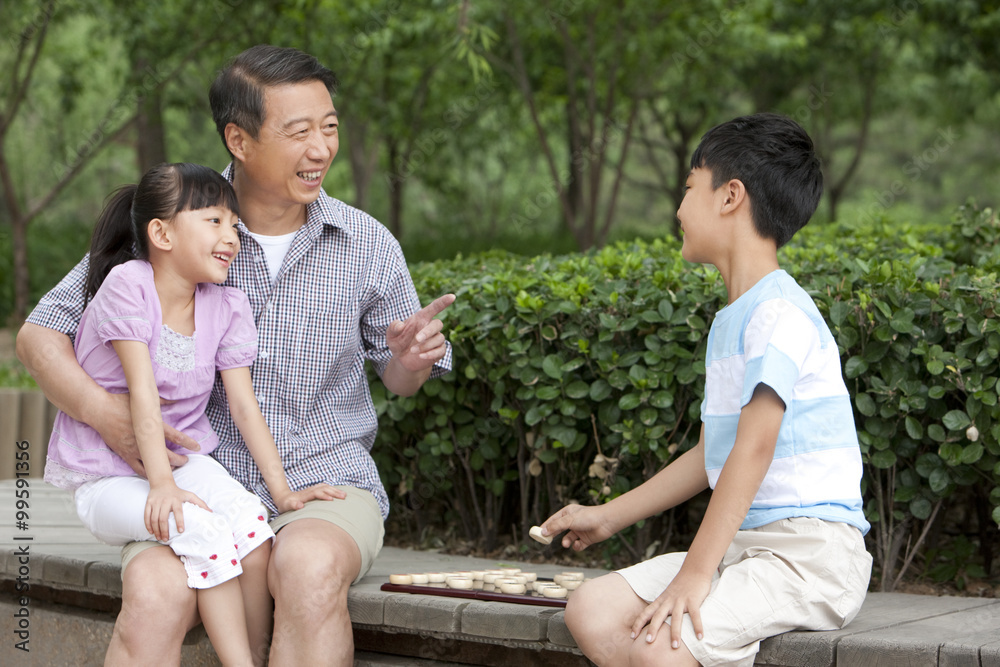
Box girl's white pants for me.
[74,454,273,589]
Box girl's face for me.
[165,206,240,285]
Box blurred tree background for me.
[2,0,999,325]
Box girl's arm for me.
[220,367,346,512]
[112,340,210,540]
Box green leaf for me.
[904,416,924,440]
[910,497,933,520]
[845,356,868,378]
[870,449,897,468]
[535,386,561,400]
[650,390,674,409]
[928,424,946,442]
[959,444,984,464]
[929,468,950,494]
[589,380,612,402]
[855,393,876,417]
[618,393,642,410]
[565,381,590,399]
[542,355,563,380]
[942,410,971,431]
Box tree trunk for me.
[136,83,167,172]
[346,118,378,211]
[386,141,404,238]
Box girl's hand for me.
[629,568,712,649]
[144,484,211,541]
[540,503,618,551]
[272,484,348,513]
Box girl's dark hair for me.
[84,163,239,302]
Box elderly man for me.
[17,44,453,666]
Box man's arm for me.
[16,323,197,474]
[382,293,455,396]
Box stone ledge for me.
[4,546,1000,666]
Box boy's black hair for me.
[209,45,340,158]
[690,113,823,248]
[85,163,240,303]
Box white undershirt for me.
[246,230,298,283]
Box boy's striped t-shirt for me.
[701,269,870,534]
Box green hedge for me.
[373,203,999,582]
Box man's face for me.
[239,80,339,209]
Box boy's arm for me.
[543,426,710,551]
[219,367,346,511]
[112,340,209,540]
[634,384,785,649]
[16,323,199,473]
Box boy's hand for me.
[144,484,211,541]
[540,503,617,551]
[630,567,711,650]
[272,484,347,513]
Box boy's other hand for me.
[96,393,199,476]
[541,503,616,551]
[630,568,711,650]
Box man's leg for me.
[267,519,361,667]
[105,545,199,666]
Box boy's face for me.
[237,80,339,210]
[677,167,726,264]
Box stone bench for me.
[3,480,1000,666]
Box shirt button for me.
[259,350,270,359]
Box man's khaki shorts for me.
[121,486,385,585]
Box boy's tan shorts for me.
[121,486,385,585]
[617,517,872,667]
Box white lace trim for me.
[156,325,197,372]
[44,457,102,490]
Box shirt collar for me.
[220,162,352,237]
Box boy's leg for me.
[566,573,648,666]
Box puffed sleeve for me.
[215,287,259,370]
[88,263,154,344]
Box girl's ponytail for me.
[84,185,140,304]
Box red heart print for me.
[258,515,265,521]
[232,559,238,566]
[210,554,217,560]
[248,532,256,538]
[201,572,208,578]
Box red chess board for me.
[380,579,568,608]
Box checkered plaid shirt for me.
[27,166,451,518]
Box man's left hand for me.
[387,293,455,372]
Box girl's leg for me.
[198,578,255,666]
[239,541,274,666]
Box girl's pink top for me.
[44,260,258,489]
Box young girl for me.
[43,162,343,666]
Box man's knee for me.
[121,546,197,620]
[268,523,359,603]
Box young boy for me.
[540,113,871,667]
